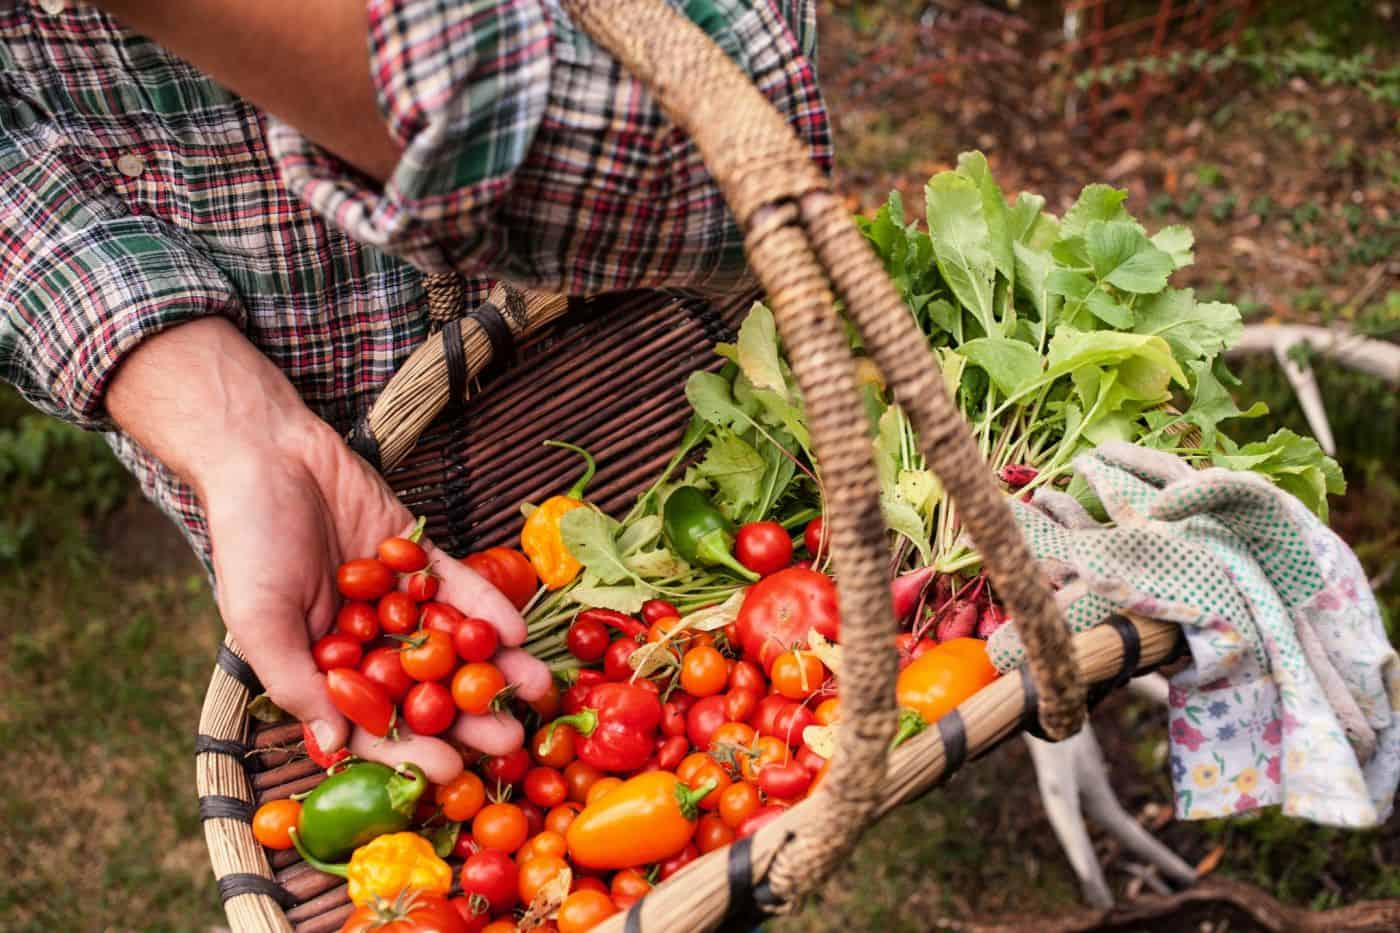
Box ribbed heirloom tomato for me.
[342,891,467,933]
[734,567,840,671]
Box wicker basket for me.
[198,1,1186,930]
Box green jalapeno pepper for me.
[293,761,426,862]
[662,486,759,581]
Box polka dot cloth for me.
[987,443,1400,827]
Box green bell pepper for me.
[662,486,759,581]
[293,761,426,862]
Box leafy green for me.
[697,430,767,519]
[1214,429,1345,520]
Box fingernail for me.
[310,720,338,751]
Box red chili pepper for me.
[543,683,662,772]
[302,722,349,769]
[575,608,647,640]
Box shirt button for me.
[116,153,146,178]
[39,0,66,14]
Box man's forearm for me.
[94,0,398,181]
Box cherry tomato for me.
[728,660,765,695]
[769,650,826,700]
[796,744,827,775]
[360,646,415,703]
[770,702,815,747]
[733,567,840,671]
[519,800,545,838]
[696,813,735,854]
[565,617,609,663]
[718,781,761,829]
[645,616,690,646]
[452,662,507,714]
[472,802,529,853]
[655,735,689,771]
[686,694,728,749]
[657,843,698,881]
[459,848,518,914]
[378,534,429,574]
[532,724,576,770]
[676,753,730,810]
[640,599,678,625]
[421,601,466,639]
[343,892,466,933]
[660,699,689,738]
[740,735,789,783]
[517,829,568,865]
[326,667,394,736]
[481,748,531,788]
[312,632,363,672]
[609,867,651,910]
[404,569,441,602]
[403,681,456,735]
[723,687,760,723]
[518,855,570,904]
[335,602,380,642]
[524,767,568,808]
[450,896,490,933]
[737,804,787,839]
[561,683,592,716]
[401,629,457,682]
[463,547,538,610]
[379,590,421,635]
[480,922,519,933]
[679,645,728,698]
[751,694,789,734]
[556,889,618,933]
[755,760,812,799]
[544,802,582,836]
[602,638,639,682]
[563,760,602,803]
[802,517,826,558]
[337,557,396,601]
[735,520,794,576]
[813,697,840,726]
[584,776,624,807]
[437,772,487,822]
[528,680,562,721]
[455,617,501,664]
[710,721,756,756]
[571,875,609,897]
[251,798,300,850]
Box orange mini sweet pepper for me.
[521,441,596,589]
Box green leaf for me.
[1212,429,1345,520]
[1013,240,1057,330]
[1044,329,1188,388]
[617,515,663,555]
[685,371,750,431]
[736,303,788,398]
[1182,358,1267,449]
[926,172,998,334]
[1150,225,1195,269]
[625,547,690,580]
[1047,268,1134,328]
[559,508,635,585]
[1133,289,1242,363]
[697,430,767,518]
[925,298,964,342]
[898,468,941,513]
[1060,184,1130,238]
[936,347,967,401]
[874,405,905,486]
[570,580,651,614]
[957,337,1043,396]
[1085,220,1175,294]
[1008,192,1055,247]
[956,151,1015,285]
[881,491,932,563]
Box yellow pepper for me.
[343,832,452,907]
[521,441,596,589]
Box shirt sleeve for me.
[0,142,246,430]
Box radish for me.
[935,599,978,642]
[890,565,938,623]
[998,464,1038,489]
[977,603,1008,638]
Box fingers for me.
[451,711,525,758]
[424,541,528,647]
[493,647,553,702]
[350,726,465,785]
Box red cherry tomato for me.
[566,617,610,663]
[660,700,689,738]
[454,617,501,664]
[335,602,380,642]
[657,843,699,881]
[452,662,506,715]
[378,591,421,636]
[728,660,765,694]
[769,702,815,747]
[686,695,729,749]
[337,557,396,601]
[402,681,456,735]
[420,601,466,639]
[802,517,826,558]
[378,535,429,574]
[482,747,531,787]
[326,668,394,736]
[751,694,790,735]
[459,849,519,914]
[463,547,537,610]
[312,632,363,673]
[359,646,415,704]
[519,800,545,839]
[655,734,690,772]
[735,521,795,576]
[734,567,840,671]
[723,687,760,724]
[602,638,639,682]
[524,767,568,808]
[401,629,458,682]
[640,599,679,625]
[404,570,441,602]
[737,804,787,839]
[755,761,812,799]
[796,744,827,774]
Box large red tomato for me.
[734,567,840,671]
[341,891,467,933]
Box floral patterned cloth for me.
[987,443,1400,827]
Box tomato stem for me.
[406,515,427,544]
[673,778,718,821]
[541,710,599,754]
[890,709,927,750]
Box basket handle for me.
[555,0,1085,913]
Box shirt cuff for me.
[2,215,245,430]
[267,0,554,274]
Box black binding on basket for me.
[443,317,468,407]
[196,734,251,759]
[217,873,299,909]
[936,710,968,776]
[346,416,383,473]
[200,794,254,823]
[468,300,516,380]
[216,644,263,695]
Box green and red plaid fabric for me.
[0,0,828,565]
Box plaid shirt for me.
[0,0,828,564]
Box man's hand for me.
[106,318,550,783]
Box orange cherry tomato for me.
[696,813,735,853]
[452,662,507,715]
[532,723,576,769]
[436,772,487,823]
[545,802,583,836]
[563,760,603,804]
[609,867,652,909]
[473,802,530,853]
[718,781,761,829]
[676,753,730,810]
[518,855,570,903]
[645,616,690,646]
[740,736,789,783]
[516,830,568,865]
[585,776,624,807]
[556,889,618,933]
[571,875,610,896]
[769,650,826,700]
[251,798,300,850]
[529,679,563,721]
[680,645,728,698]
[895,637,998,725]
[482,921,519,933]
[813,697,840,726]
[708,721,756,758]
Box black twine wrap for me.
[196,734,250,759]
[1084,614,1142,710]
[217,873,298,909]
[467,301,516,382]
[936,710,968,777]
[199,795,254,823]
[716,832,788,932]
[216,644,262,695]
[442,317,468,407]
[345,417,383,473]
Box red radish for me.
[978,603,1008,638]
[890,565,938,622]
[935,600,978,643]
[998,464,1038,489]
